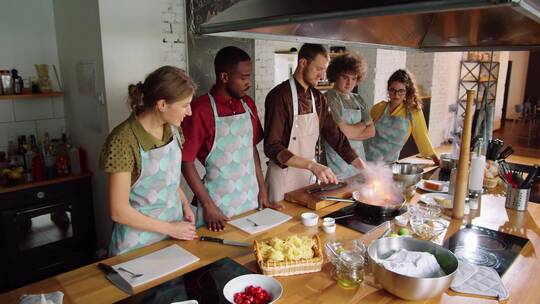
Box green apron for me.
[325,90,366,179]
[365,104,411,163]
[109,126,183,256]
[195,94,259,227]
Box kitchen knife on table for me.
[97,263,134,295]
[200,236,252,247]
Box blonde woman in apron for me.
[264,44,366,203]
[365,69,440,165]
[324,52,374,179]
[100,66,197,256]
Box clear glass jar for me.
[336,251,364,288]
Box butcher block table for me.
[1,192,539,303]
[1,152,538,303]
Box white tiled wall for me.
[0,97,65,153]
[0,0,65,154]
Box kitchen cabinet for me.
[0,174,95,292]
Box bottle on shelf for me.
[16,136,27,168]
[32,153,44,182]
[11,69,23,95]
[0,70,13,95]
[7,140,17,165]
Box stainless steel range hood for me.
[196,0,540,51]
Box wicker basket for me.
[254,235,323,276]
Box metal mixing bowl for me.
[391,163,423,187]
[367,237,458,300]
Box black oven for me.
[0,176,95,292]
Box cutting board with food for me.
[284,175,363,210]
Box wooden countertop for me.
[1,188,539,303]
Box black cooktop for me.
[116,257,253,304]
[443,224,529,276]
[324,202,407,234]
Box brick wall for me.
[406,51,434,96]
[160,0,188,71]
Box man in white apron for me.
[182,46,281,232]
[264,44,367,203]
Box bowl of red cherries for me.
[223,274,282,304]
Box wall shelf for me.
[0,92,63,100]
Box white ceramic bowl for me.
[301,212,319,227]
[323,217,335,225]
[223,274,283,304]
[322,222,336,233]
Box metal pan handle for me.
[320,196,356,203]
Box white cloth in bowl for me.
[379,249,445,278]
[451,259,508,300]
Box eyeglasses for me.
[388,88,407,96]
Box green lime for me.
[398,228,410,236]
[389,233,399,237]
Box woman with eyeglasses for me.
[364,69,440,165]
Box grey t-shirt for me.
[325,89,372,124]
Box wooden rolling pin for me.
[452,90,476,219]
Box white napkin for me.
[451,259,508,300]
[19,292,63,304]
[378,249,445,278]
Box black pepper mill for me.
[11,69,23,94]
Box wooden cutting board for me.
[284,175,363,210]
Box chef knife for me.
[200,236,252,247]
[307,182,347,194]
[97,263,134,295]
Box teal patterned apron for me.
[325,91,366,179]
[195,94,259,227]
[365,104,411,163]
[109,126,183,256]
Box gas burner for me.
[455,246,500,269]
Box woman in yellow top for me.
[365,69,440,165]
